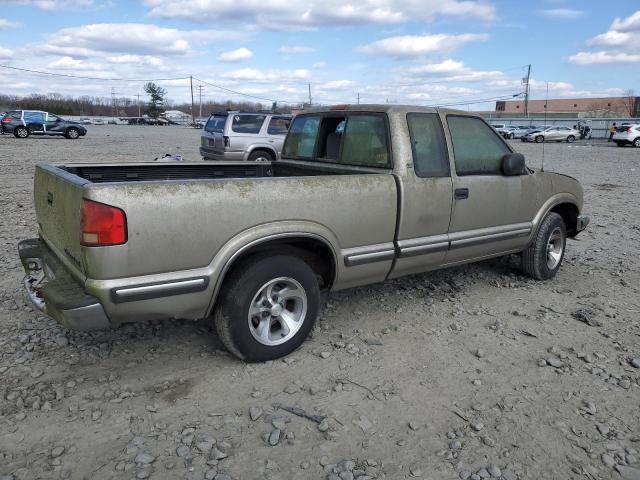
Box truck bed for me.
[63,160,386,184]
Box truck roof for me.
[300,104,468,116]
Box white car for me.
[612,124,640,148]
[523,126,579,143]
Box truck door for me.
[444,114,539,263]
[389,112,453,278]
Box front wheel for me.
[65,127,80,139]
[566,135,575,143]
[521,212,566,280]
[14,126,30,138]
[214,255,320,362]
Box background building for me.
[495,96,640,118]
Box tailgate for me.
[34,164,88,279]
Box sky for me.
[0,0,638,110]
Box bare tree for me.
[621,89,637,117]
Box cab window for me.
[448,116,510,175]
[407,113,449,177]
[282,115,320,159]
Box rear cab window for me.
[205,114,227,133]
[231,114,267,134]
[406,113,450,177]
[447,115,511,176]
[282,112,390,168]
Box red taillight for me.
[1,117,12,123]
[223,135,230,147]
[80,199,127,246]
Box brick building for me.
[495,96,640,117]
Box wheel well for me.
[550,203,579,237]
[248,148,276,160]
[220,237,336,293]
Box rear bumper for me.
[576,214,590,233]
[200,146,244,161]
[18,238,111,330]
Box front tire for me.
[566,135,575,143]
[65,127,80,139]
[214,255,320,362]
[14,126,29,138]
[522,212,566,280]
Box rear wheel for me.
[522,212,566,280]
[65,127,80,139]
[615,141,625,147]
[566,135,575,143]
[214,255,320,362]
[248,150,274,162]
[535,135,544,143]
[14,126,29,138]
[634,138,640,148]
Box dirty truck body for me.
[19,105,589,361]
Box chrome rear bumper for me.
[18,238,111,331]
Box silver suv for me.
[200,112,292,161]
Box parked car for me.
[612,124,640,147]
[505,125,535,139]
[523,126,579,143]
[18,104,589,361]
[200,112,292,161]
[1,110,87,139]
[79,118,92,125]
[500,126,517,139]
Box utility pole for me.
[308,83,312,106]
[111,87,116,119]
[357,93,360,104]
[135,94,141,117]
[523,64,531,117]
[197,84,204,120]
[190,75,196,126]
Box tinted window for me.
[231,114,266,134]
[407,113,449,177]
[24,111,46,124]
[341,115,390,167]
[448,116,510,175]
[267,116,291,135]
[205,114,227,133]
[282,115,320,158]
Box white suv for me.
[612,124,640,148]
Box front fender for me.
[528,192,579,243]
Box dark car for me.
[1,110,87,139]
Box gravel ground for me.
[0,126,639,480]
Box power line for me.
[429,93,525,108]
[192,76,301,104]
[0,63,190,82]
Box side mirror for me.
[502,153,526,176]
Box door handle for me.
[454,188,469,200]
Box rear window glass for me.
[340,115,390,167]
[24,111,46,124]
[231,114,266,134]
[267,116,291,135]
[205,115,227,133]
[407,113,449,177]
[282,115,320,159]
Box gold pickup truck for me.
[18,105,589,361]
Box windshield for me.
[205,114,227,133]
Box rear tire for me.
[634,138,640,148]
[14,126,29,138]
[615,141,624,147]
[213,255,320,362]
[65,127,80,139]
[248,150,274,162]
[535,135,544,143]
[522,212,566,280]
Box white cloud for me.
[144,0,497,31]
[222,67,312,82]
[0,46,13,60]
[570,10,640,65]
[0,18,21,29]
[538,8,584,19]
[405,59,505,82]
[3,0,94,10]
[569,51,640,65]
[279,46,315,54]
[217,47,253,62]
[317,80,357,90]
[105,54,165,67]
[357,33,489,58]
[40,23,243,58]
[312,61,327,69]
